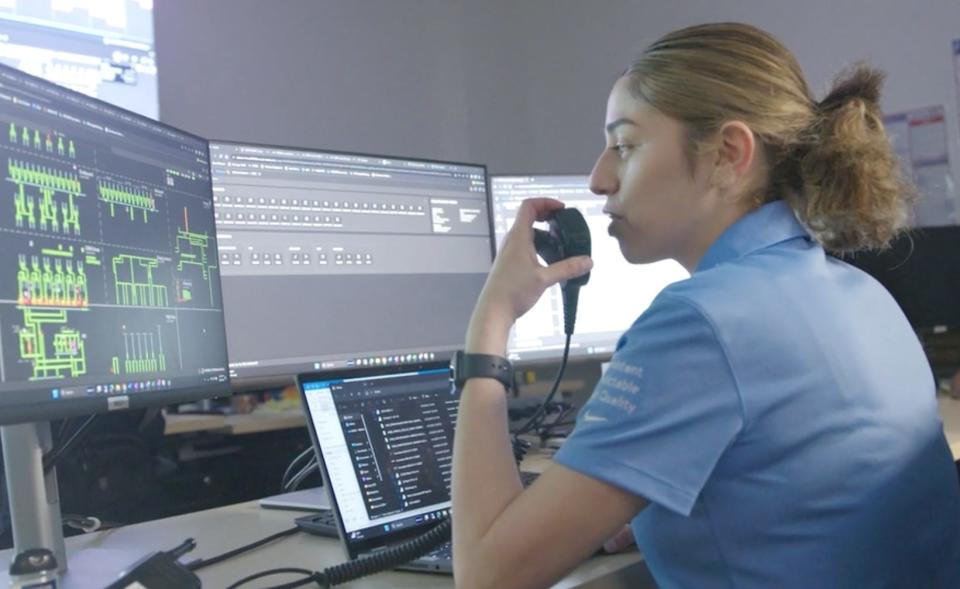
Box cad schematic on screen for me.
[0,66,228,414]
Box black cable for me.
[259,573,323,589]
[228,519,452,588]
[538,403,576,435]
[43,413,98,473]
[322,518,450,587]
[514,333,572,437]
[186,526,301,572]
[225,567,316,589]
[280,447,315,491]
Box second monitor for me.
[211,141,494,387]
[491,175,689,363]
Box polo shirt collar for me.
[695,200,810,273]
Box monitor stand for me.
[2,422,67,574]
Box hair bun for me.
[817,65,884,113]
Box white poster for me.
[954,38,960,142]
[883,106,958,226]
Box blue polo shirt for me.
[554,201,960,588]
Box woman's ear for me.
[712,121,756,191]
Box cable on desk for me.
[227,518,452,588]
[225,567,317,589]
[185,526,301,572]
[280,447,315,491]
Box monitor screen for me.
[210,141,493,387]
[491,175,689,363]
[0,63,229,425]
[0,0,157,119]
[845,225,960,333]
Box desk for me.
[225,410,307,435]
[938,395,960,459]
[162,413,229,435]
[0,500,652,588]
[164,410,306,436]
[167,400,960,459]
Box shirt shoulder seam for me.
[655,292,750,430]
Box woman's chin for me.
[621,244,667,265]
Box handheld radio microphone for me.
[532,208,591,335]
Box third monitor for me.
[491,175,689,363]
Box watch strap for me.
[452,351,512,390]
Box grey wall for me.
[156,0,472,162]
[157,0,960,184]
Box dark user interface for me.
[0,65,228,409]
[333,370,456,538]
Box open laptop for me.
[298,362,458,574]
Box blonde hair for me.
[625,22,916,253]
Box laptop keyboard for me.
[424,541,452,560]
[295,470,541,539]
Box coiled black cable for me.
[226,519,452,588]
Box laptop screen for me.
[300,363,456,550]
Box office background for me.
[156,0,960,194]
[1,2,959,584]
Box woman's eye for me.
[613,144,632,158]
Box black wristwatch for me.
[450,351,513,391]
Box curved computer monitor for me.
[491,175,689,363]
[210,141,494,390]
[0,63,230,425]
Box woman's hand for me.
[465,198,592,355]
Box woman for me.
[451,22,960,589]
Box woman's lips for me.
[604,211,623,235]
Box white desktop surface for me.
[259,486,331,511]
[0,499,651,588]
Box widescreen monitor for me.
[0,0,157,119]
[0,63,229,425]
[491,175,689,363]
[210,141,494,388]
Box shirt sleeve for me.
[554,293,744,516]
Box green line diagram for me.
[98,181,158,222]
[175,209,218,305]
[17,246,89,307]
[18,307,87,380]
[111,327,166,374]
[112,254,168,307]
[9,159,83,234]
[7,123,75,158]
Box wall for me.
[466,0,960,182]
[157,1,960,201]
[155,0,472,163]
